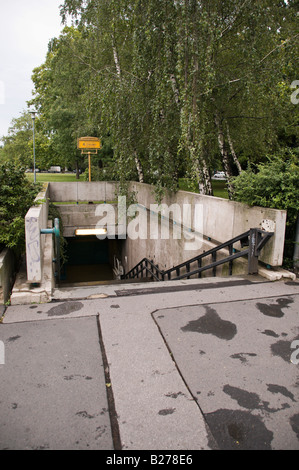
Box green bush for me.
[82,164,118,182]
[0,162,41,255]
[232,151,299,265]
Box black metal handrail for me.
[122,228,273,282]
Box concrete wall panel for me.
[25,184,50,283]
[49,182,118,203]
[129,182,286,267]
[0,248,15,304]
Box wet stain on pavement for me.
[223,384,290,413]
[7,335,21,342]
[165,392,186,399]
[205,408,273,450]
[230,352,257,364]
[76,410,95,419]
[266,384,296,402]
[271,335,299,362]
[64,374,93,381]
[181,306,237,340]
[261,329,279,338]
[223,385,261,409]
[256,297,294,318]
[47,302,84,317]
[95,425,107,439]
[290,414,299,440]
[158,408,176,415]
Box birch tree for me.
[30,0,297,198]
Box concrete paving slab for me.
[1,276,298,451]
[99,305,215,450]
[153,293,299,450]
[0,316,113,450]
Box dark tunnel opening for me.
[59,236,124,286]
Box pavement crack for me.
[150,309,219,449]
[96,313,122,450]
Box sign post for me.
[77,137,101,182]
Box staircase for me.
[122,228,273,282]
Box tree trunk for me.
[201,156,213,196]
[111,32,144,183]
[194,154,212,196]
[134,151,144,183]
[226,120,242,174]
[169,73,180,108]
[111,33,121,77]
[215,113,234,198]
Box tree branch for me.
[259,33,299,64]
[219,0,250,38]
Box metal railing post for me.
[248,228,258,274]
[40,218,60,281]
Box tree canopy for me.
[0,0,298,264]
[1,0,298,196]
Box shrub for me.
[232,151,299,265]
[0,162,41,255]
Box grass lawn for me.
[26,173,228,199]
[211,180,229,199]
[26,172,83,183]
[179,178,228,199]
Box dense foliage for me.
[232,152,299,218]
[0,162,41,255]
[232,150,299,264]
[20,0,298,197]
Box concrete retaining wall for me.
[129,182,286,267]
[11,228,54,305]
[49,182,118,203]
[0,248,15,304]
[25,184,50,284]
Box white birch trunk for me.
[215,113,234,198]
[226,120,242,174]
[134,151,144,183]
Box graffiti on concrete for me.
[26,216,41,281]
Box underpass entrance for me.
[59,236,123,286]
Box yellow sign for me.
[77,137,101,150]
[77,137,101,182]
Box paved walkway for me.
[0,275,299,450]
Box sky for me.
[0,0,67,139]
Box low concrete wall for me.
[11,228,54,305]
[25,184,50,283]
[129,182,286,267]
[49,182,118,203]
[0,248,15,304]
